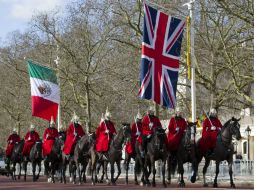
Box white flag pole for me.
[183,0,196,140]
[54,45,61,131]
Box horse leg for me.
[32,162,36,182]
[104,161,109,184]
[202,159,210,187]
[23,161,27,181]
[72,162,77,184]
[82,162,87,183]
[162,159,167,187]
[134,158,139,185]
[114,160,121,183]
[62,160,67,184]
[37,162,41,181]
[190,159,198,183]
[213,161,220,188]
[110,161,115,185]
[12,162,16,180]
[151,158,156,187]
[166,155,171,185]
[228,159,235,188]
[177,160,185,187]
[44,160,50,181]
[18,163,22,180]
[125,156,130,185]
[77,162,82,185]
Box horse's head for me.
[153,127,166,149]
[228,117,241,140]
[33,140,42,159]
[88,132,96,144]
[183,121,197,148]
[121,123,131,142]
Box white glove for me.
[10,140,13,143]
[149,122,153,129]
[136,131,140,136]
[175,127,179,132]
[211,126,216,131]
[74,132,77,137]
[28,136,31,141]
[46,134,49,139]
[105,129,109,134]
[147,134,151,138]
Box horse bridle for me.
[221,120,239,146]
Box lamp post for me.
[245,126,251,160]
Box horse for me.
[8,140,24,180]
[44,137,65,183]
[90,123,131,185]
[196,117,242,188]
[23,140,43,181]
[145,127,168,187]
[167,121,198,187]
[72,132,96,185]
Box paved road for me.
[0,176,253,190]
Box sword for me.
[202,109,215,131]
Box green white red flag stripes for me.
[27,60,60,121]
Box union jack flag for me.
[138,4,185,109]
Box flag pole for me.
[54,44,61,131]
[183,0,196,141]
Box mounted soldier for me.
[5,128,21,163]
[141,106,162,157]
[63,113,85,158]
[42,116,59,159]
[167,107,187,151]
[22,124,40,161]
[95,107,117,160]
[199,108,223,157]
[125,110,143,156]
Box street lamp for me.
[245,126,251,160]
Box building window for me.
[243,141,247,154]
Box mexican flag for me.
[27,60,60,121]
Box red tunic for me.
[42,127,59,157]
[199,117,223,153]
[167,117,187,151]
[125,121,142,155]
[95,120,116,152]
[142,115,162,136]
[22,131,40,156]
[63,123,85,155]
[6,134,21,157]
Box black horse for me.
[196,117,242,188]
[145,127,168,187]
[44,137,65,183]
[8,140,24,180]
[72,132,96,185]
[23,140,42,181]
[167,121,198,187]
[90,123,131,185]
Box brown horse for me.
[196,117,241,188]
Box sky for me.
[0,0,69,40]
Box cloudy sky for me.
[0,0,69,40]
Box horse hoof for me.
[112,182,116,186]
[231,183,236,188]
[178,182,185,187]
[92,182,95,186]
[152,183,156,187]
[139,182,144,186]
[163,183,167,188]
[79,182,81,185]
[213,183,218,188]
[190,176,196,183]
[166,179,171,185]
[134,181,138,185]
[73,181,76,185]
[204,183,208,187]
[69,177,73,183]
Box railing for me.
[8,159,254,181]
